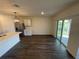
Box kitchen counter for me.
[0,32,20,41]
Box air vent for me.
[13,4,20,8]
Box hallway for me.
[1,36,74,59]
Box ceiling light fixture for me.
[41,11,44,15]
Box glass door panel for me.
[56,20,63,40]
[61,20,71,46]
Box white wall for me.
[32,16,53,35]
[0,13,15,33]
[67,16,79,57]
[0,22,3,33]
[54,2,79,19]
[19,16,53,35]
[76,48,79,59]
[52,2,79,58]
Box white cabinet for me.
[24,19,32,27]
[24,27,32,36]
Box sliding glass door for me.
[56,20,63,40]
[56,19,71,47]
[61,20,71,46]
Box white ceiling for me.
[0,0,77,16]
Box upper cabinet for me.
[24,19,32,27]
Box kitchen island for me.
[0,32,21,57]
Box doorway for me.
[56,19,71,47]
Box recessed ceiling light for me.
[41,11,44,15]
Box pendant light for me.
[14,12,20,22]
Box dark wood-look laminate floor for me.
[1,35,74,59]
